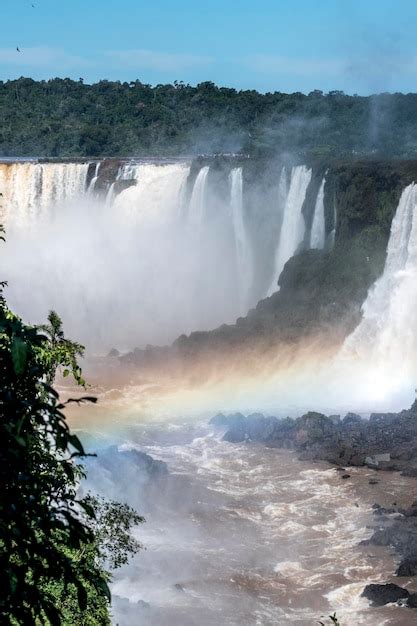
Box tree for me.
[0,281,142,623]
[1,77,417,158]
[39,496,144,626]
[39,310,85,386]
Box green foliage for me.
[38,310,86,386]
[42,573,111,626]
[2,78,417,157]
[39,498,143,626]
[0,299,109,624]
[318,613,342,626]
[84,495,144,571]
[0,282,143,623]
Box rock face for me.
[84,445,168,502]
[397,558,417,577]
[408,594,417,608]
[211,401,417,476]
[95,446,168,479]
[365,503,417,565]
[121,160,417,377]
[362,583,410,606]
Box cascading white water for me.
[277,165,288,212]
[113,163,190,223]
[229,168,253,315]
[1,161,248,351]
[88,162,101,193]
[187,166,209,226]
[0,162,90,225]
[310,177,326,249]
[267,165,312,296]
[341,183,417,394]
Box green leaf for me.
[68,434,85,455]
[11,336,28,375]
[78,499,96,519]
[63,368,70,377]
[95,577,111,603]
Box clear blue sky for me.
[2,0,417,94]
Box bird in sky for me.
[16,47,21,53]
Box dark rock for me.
[407,593,417,608]
[369,479,379,485]
[362,583,410,606]
[222,413,247,442]
[246,414,278,442]
[89,445,168,479]
[174,583,185,592]
[397,558,417,576]
[107,348,120,357]
[329,414,341,424]
[223,427,246,443]
[341,473,351,479]
[209,413,228,427]
[402,467,417,477]
[343,412,363,426]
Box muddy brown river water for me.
[79,420,417,625]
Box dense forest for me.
[2,78,417,157]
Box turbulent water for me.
[82,421,416,626]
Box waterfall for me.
[113,163,190,223]
[310,177,326,249]
[277,166,288,211]
[267,165,312,295]
[88,162,101,193]
[0,162,90,225]
[230,167,253,315]
[342,183,417,383]
[2,159,250,351]
[188,166,209,226]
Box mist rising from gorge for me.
[2,157,417,423]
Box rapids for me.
[82,420,417,626]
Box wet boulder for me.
[362,583,410,606]
[222,413,247,442]
[209,413,228,427]
[296,412,336,444]
[343,412,363,428]
[245,414,278,442]
[97,446,168,478]
[396,557,417,577]
[407,593,417,608]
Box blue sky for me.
[1,0,417,94]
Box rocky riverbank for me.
[211,400,417,475]
[210,402,417,611]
